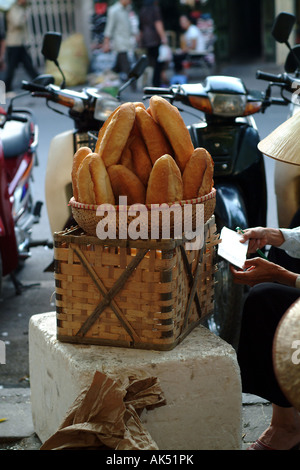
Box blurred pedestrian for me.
[138,0,168,87]
[102,0,136,82]
[179,14,206,54]
[4,0,38,93]
[174,14,206,73]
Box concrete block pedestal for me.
[29,312,242,450]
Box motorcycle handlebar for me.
[269,97,288,105]
[256,70,297,88]
[22,80,84,110]
[144,87,172,94]
[22,80,49,93]
[6,114,28,123]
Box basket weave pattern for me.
[69,188,217,238]
[54,217,219,350]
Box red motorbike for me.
[0,94,47,295]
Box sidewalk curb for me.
[0,388,38,446]
[0,387,272,450]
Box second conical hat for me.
[273,298,300,411]
[258,110,300,166]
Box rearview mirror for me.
[285,45,300,73]
[42,32,62,62]
[272,12,296,44]
[128,55,149,80]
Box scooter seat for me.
[0,120,32,159]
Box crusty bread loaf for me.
[198,150,214,197]
[98,103,136,167]
[135,105,173,165]
[134,102,146,110]
[77,153,97,204]
[120,135,134,171]
[94,102,142,154]
[182,147,208,199]
[146,154,183,204]
[72,146,92,200]
[94,107,118,154]
[149,96,194,172]
[130,134,152,186]
[89,154,115,205]
[107,164,146,205]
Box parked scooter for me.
[143,69,288,346]
[257,12,300,229]
[22,32,148,237]
[0,93,47,295]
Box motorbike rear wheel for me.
[204,257,244,349]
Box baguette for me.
[149,95,194,172]
[146,154,183,204]
[89,154,115,205]
[98,103,136,167]
[94,107,118,154]
[107,165,146,205]
[94,102,140,154]
[77,153,97,204]
[135,105,173,165]
[198,150,214,197]
[130,134,153,186]
[120,136,134,171]
[72,146,92,200]
[182,147,208,199]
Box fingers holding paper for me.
[230,257,297,287]
[239,227,269,253]
[239,227,285,253]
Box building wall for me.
[27,0,93,69]
[275,0,296,64]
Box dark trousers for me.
[237,283,300,407]
[5,46,38,91]
[146,45,162,87]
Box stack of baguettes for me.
[71,96,214,207]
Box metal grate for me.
[27,0,77,69]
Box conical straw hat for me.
[273,298,300,411]
[258,110,300,166]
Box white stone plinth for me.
[29,312,242,450]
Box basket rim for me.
[69,187,217,211]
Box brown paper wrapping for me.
[40,370,166,450]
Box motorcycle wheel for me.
[204,256,244,349]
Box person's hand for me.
[101,38,111,53]
[230,258,297,287]
[239,227,285,254]
[239,227,269,253]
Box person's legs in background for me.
[5,46,22,92]
[20,46,38,80]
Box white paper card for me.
[218,227,249,269]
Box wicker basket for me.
[69,188,216,238]
[54,217,219,350]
